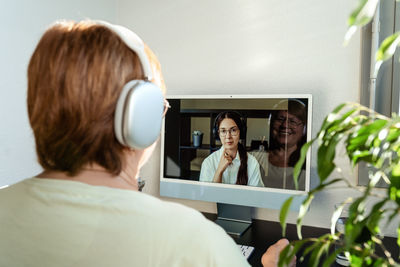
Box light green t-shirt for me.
[0,178,250,267]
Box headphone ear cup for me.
[213,127,219,141]
[114,80,164,149]
[213,113,221,141]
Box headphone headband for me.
[95,20,153,81]
[213,111,246,140]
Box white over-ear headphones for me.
[96,21,165,149]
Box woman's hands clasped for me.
[212,149,234,183]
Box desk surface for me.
[202,213,399,267]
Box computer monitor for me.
[160,94,312,235]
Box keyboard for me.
[238,244,255,259]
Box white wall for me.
[115,0,371,232]
[0,0,116,186]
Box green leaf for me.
[344,199,371,245]
[354,119,387,137]
[318,103,348,134]
[309,242,327,267]
[387,209,399,226]
[313,242,331,267]
[345,218,373,246]
[347,134,370,153]
[376,32,400,62]
[316,107,364,181]
[356,225,373,244]
[347,0,378,27]
[301,239,322,258]
[326,108,358,134]
[278,241,300,267]
[279,196,294,237]
[346,119,388,166]
[293,140,314,189]
[279,239,308,266]
[317,137,338,182]
[375,32,400,76]
[386,128,400,142]
[322,248,342,267]
[332,103,347,114]
[350,150,372,166]
[297,194,314,239]
[345,0,379,43]
[366,200,387,234]
[392,163,400,179]
[349,253,364,266]
[331,203,346,235]
[397,227,400,247]
[389,164,400,204]
[278,243,291,267]
[369,170,384,188]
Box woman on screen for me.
[199,111,264,187]
[262,99,306,190]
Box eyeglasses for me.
[219,127,239,137]
[163,99,171,117]
[274,116,303,127]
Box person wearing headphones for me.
[199,111,264,187]
[262,99,307,190]
[0,20,294,267]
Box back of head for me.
[27,20,144,175]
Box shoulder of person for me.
[247,153,259,163]
[130,193,212,228]
[146,195,204,219]
[202,148,222,164]
[152,200,249,267]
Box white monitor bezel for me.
[159,94,312,210]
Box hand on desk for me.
[261,238,296,267]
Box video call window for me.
[163,97,310,191]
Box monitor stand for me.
[215,203,252,237]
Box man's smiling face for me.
[271,111,304,148]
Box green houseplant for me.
[279,0,400,266]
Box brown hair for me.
[27,20,144,175]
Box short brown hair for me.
[27,20,144,175]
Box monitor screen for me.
[160,94,312,210]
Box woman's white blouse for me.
[199,147,264,187]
